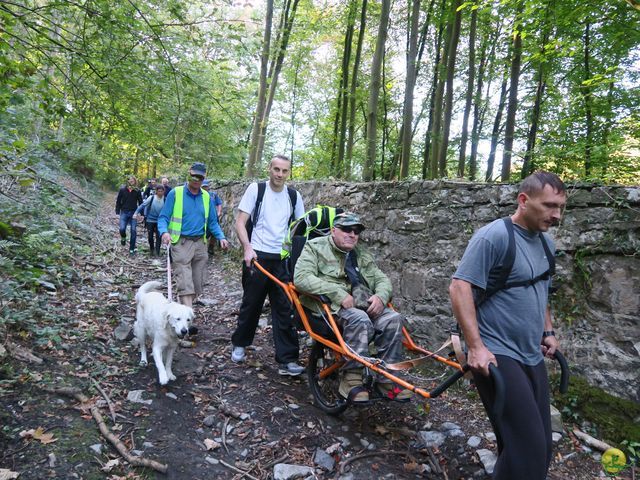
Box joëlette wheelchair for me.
[252,209,568,416]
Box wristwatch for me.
[542,330,555,338]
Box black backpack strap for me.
[286,186,297,224]
[246,181,266,241]
[539,233,555,276]
[481,217,516,303]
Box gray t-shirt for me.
[453,218,555,365]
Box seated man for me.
[293,212,410,403]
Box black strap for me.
[344,251,361,287]
[246,182,297,241]
[476,217,554,306]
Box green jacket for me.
[293,235,393,314]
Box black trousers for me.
[147,222,161,255]
[473,355,552,480]
[231,254,299,364]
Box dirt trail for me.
[0,192,602,480]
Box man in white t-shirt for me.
[230,155,306,376]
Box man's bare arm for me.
[235,211,256,266]
[449,278,497,376]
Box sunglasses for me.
[336,225,362,235]
[189,175,204,182]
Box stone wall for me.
[214,180,640,401]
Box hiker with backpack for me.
[293,212,411,403]
[449,171,566,480]
[230,155,306,376]
[135,184,166,257]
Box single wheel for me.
[308,341,348,415]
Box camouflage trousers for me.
[336,307,405,370]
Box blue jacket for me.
[158,184,225,240]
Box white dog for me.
[134,281,194,385]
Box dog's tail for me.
[136,280,164,303]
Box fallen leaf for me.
[101,459,120,472]
[375,425,389,435]
[203,438,221,451]
[0,468,20,479]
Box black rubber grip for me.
[429,365,469,398]
[489,363,505,419]
[553,350,569,394]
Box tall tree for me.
[345,0,368,179]
[438,0,463,177]
[500,0,524,182]
[457,5,477,178]
[398,0,422,179]
[363,0,391,181]
[249,0,300,175]
[246,0,274,177]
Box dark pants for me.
[147,222,161,255]
[473,355,552,480]
[118,211,137,250]
[231,254,299,364]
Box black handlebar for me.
[429,365,470,398]
[553,350,569,394]
[488,363,505,418]
[429,363,505,419]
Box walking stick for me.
[166,243,172,302]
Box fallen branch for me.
[219,459,259,480]
[339,450,410,474]
[6,341,43,364]
[43,386,168,473]
[572,428,612,452]
[91,378,117,423]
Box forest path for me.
[0,191,601,480]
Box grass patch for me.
[553,374,640,446]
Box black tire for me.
[308,341,348,415]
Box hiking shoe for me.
[377,382,412,402]
[339,370,369,403]
[187,326,198,336]
[278,362,305,376]
[231,345,246,363]
[129,248,137,256]
[120,237,126,246]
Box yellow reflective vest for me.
[167,186,210,244]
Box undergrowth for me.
[0,154,102,357]
[553,374,640,447]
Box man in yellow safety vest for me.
[158,162,229,307]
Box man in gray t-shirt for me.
[449,171,567,480]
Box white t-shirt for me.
[238,182,305,254]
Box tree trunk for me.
[345,0,368,180]
[246,0,274,177]
[486,70,509,182]
[500,0,524,182]
[336,0,358,178]
[422,0,447,179]
[522,9,552,179]
[457,7,477,178]
[255,0,300,168]
[399,0,422,179]
[427,0,452,179]
[470,22,501,181]
[437,0,462,177]
[581,21,593,177]
[364,0,391,181]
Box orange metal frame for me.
[253,260,463,400]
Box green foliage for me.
[553,375,640,446]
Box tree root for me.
[43,385,168,473]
